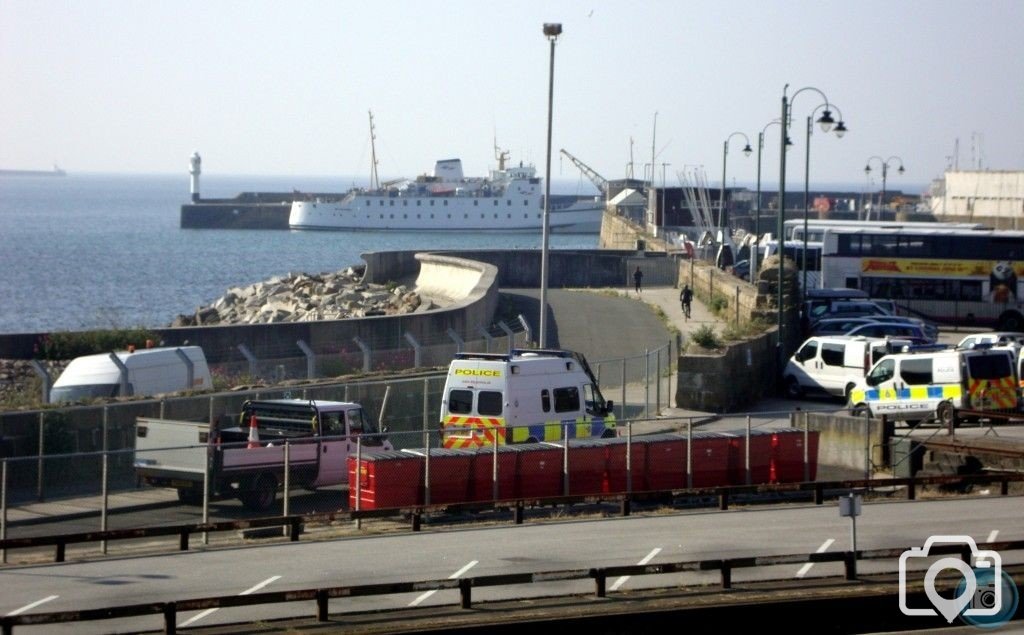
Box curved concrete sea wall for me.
[0,253,498,363]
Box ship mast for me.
[494,138,510,171]
[369,110,380,190]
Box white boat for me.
[289,115,602,233]
[289,156,602,233]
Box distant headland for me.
[0,165,67,177]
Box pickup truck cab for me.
[135,399,390,511]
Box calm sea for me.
[0,173,599,335]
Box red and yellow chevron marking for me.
[442,415,506,449]
[968,377,1018,410]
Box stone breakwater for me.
[170,268,429,327]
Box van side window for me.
[797,341,818,362]
[866,359,895,386]
[477,391,503,416]
[553,387,580,413]
[541,389,551,413]
[900,359,934,385]
[820,343,845,367]
[449,389,474,414]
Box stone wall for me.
[800,410,891,472]
[675,329,779,412]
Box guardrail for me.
[3,538,1023,634]
[4,471,1023,563]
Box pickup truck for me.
[134,399,391,511]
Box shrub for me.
[689,324,721,350]
[36,328,161,360]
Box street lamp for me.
[719,132,752,237]
[802,103,847,298]
[776,84,842,374]
[538,22,561,349]
[864,155,905,220]
[753,120,790,283]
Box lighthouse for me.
[189,151,202,202]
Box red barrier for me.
[348,451,423,510]
[690,432,733,487]
[770,429,819,482]
[467,446,518,502]
[635,434,686,492]
[512,444,563,499]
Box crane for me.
[559,148,607,195]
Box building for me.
[927,170,1024,229]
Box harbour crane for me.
[559,148,607,196]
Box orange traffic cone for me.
[247,415,261,449]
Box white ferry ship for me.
[288,156,603,233]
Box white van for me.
[50,346,212,403]
[783,335,903,400]
[439,349,614,448]
[848,348,1018,425]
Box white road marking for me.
[796,538,835,578]
[408,560,479,607]
[987,529,1000,544]
[6,595,59,616]
[178,576,281,627]
[610,547,662,592]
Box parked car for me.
[864,315,940,342]
[730,260,751,279]
[955,331,1024,351]
[809,317,883,337]
[844,322,931,344]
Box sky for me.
[2,0,1022,194]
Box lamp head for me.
[898,165,905,175]
[743,144,753,157]
[543,23,563,37]
[834,121,847,138]
[785,137,794,150]
[864,164,872,174]
[817,109,835,133]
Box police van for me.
[439,349,615,448]
[847,348,1018,426]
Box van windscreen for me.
[967,355,1012,380]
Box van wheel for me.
[844,383,856,401]
[240,473,278,512]
[601,429,617,439]
[850,404,869,417]
[526,437,539,444]
[936,402,955,428]
[784,376,804,399]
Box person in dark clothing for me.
[680,284,693,319]
[633,266,644,294]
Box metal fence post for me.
[864,408,871,483]
[202,443,210,546]
[424,429,431,507]
[621,357,627,421]
[37,412,45,502]
[563,422,570,496]
[626,420,633,494]
[656,347,662,416]
[101,406,109,554]
[282,442,291,537]
[498,321,515,353]
[687,417,693,489]
[297,339,316,379]
[422,378,429,433]
[355,436,362,529]
[403,332,422,368]
[802,411,810,482]
[644,349,650,420]
[493,431,499,501]
[745,414,752,485]
[1,460,7,564]
[735,286,740,326]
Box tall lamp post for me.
[776,84,843,373]
[864,155,905,220]
[719,132,752,237]
[538,22,561,349]
[801,104,847,298]
[753,120,789,283]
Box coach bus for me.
[818,226,1024,330]
[783,219,986,244]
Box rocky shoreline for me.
[170,267,428,326]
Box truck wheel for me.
[240,473,278,512]
[784,376,804,399]
[177,488,203,506]
[936,402,955,428]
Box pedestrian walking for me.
[633,266,644,294]
[680,284,693,319]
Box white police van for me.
[439,349,615,448]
